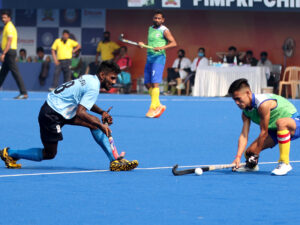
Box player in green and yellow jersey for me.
[228,78,300,175]
[138,10,177,118]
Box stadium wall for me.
[107,10,300,80]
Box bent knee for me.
[43,149,57,160]
[276,118,292,130]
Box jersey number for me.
[54,81,75,94]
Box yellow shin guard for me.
[150,87,160,109]
[277,130,291,164]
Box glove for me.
[102,111,113,125]
[245,151,259,169]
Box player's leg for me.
[0,57,10,88]
[234,135,275,172]
[50,63,62,90]
[151,63,166,118]
[69,116,138,171]
[271,117,298,175]
[144,62,156,118]
[0,102,64,168]
[7,50,28,97]
[61,59,72,83]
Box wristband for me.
[235,154,242,159]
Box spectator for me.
[257,51,273,72]
[243,50,258,66]
[0,10,28,99]
[185,47,208,95]
[34,47,51,86]
[71,49,83,79]
[167,49,191,95]
[95,31,120,63]
[216,46,245,64]
[49,30,81,91]
[17,48,27,63]
[115,46,132,94]
[257,51,276,88]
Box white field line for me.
[0,160,299,178]
[0,97,232,102]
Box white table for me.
[193,66,269,97]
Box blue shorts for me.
[268,114,300,145]
[144,55,166,84]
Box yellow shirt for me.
[96,41,119,61]
[2,21,17,51]
[51,38,79,60]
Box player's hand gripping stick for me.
[104,107,125,160]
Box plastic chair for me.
[278,66,300,99]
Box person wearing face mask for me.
[95,31,120,64]
[166,49,191,96]
[185,48,208,95]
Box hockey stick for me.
[104,107,125,160]
[119,33,153,49]
[172,163,246,176]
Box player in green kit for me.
[138,10,177,118]
[228,78,300,175]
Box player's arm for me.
[91,104,113,125]
[72,43,81,54]
[233,113,251,167]
[153,29,177,51]
[76,104,111,136]
[0,36,12,62]
[255,102,272,154]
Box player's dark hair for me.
[120,46,127,52]
[228,78,250,96]
[19,48,26,53]
[62,29,70,35]
[228,46,237,52]
[154,9,164,18]
[260,51,268,57]
[36,46,44,53]
[246,50,253,55]
[1,9,11,18]
[96,60,121,75]
[199,47,205,54]
[178,49,185,56]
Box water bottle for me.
[234,56,237,65]
[209,57,213,66]
[223,55,227,63]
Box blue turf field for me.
[1,91,300,225]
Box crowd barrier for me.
[1,62,65,92]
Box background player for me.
[0,61,138,171]
[228,78,300,175]
[0,10,28,99]
[138,10,177,118]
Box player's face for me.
[1,15,10,24]
[153,14,164,27]
[232,89,251,109]
[101,72,117,91]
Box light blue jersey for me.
[47,75,100,119]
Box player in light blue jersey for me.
[0,61,138,171]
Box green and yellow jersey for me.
[243,93,297,130]
[146,25,168,64]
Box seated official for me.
[167,49,191,95]
[216,46,245,64]
[243,50,258,66]
[184,47,208,95]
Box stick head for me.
[119,33,124,41]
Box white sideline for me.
[0,160,300,178]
